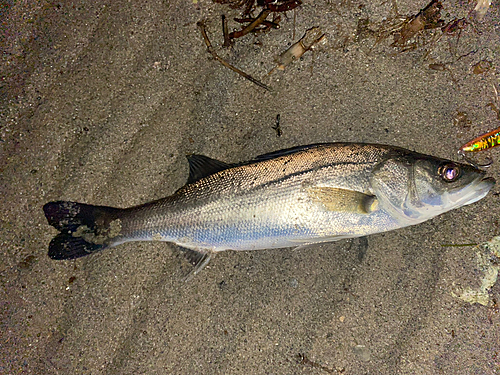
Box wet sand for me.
[1,0,500,373]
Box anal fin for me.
[177,246,213,281]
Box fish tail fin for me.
[43,201,124,260]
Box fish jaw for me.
[442,176,495,207]
[398,176,495,224]
[372,154,495,226]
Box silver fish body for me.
[44,143,494,260]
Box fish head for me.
[371,153,495,224]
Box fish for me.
[43,143,495,273]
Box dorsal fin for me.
[186,154,231,184]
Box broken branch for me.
[228,9,271,39]
[197,21,271,91]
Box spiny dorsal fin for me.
[186,154,231,184]
[254,144,325,161]
[307,187,378,214]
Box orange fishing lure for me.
[460,126,500,152]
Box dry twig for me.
[228,9,272,39]
[197,21,271,91]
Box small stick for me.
[272,114,282,137]
[295,353,337,374]
[197,21,271,92]
[487,102,500,120]
[229,9,271,39]
[222,15,231,47]
[234,18,280,29]
[441,243,478,247]
[293,8,297,40]
[492,83,499,103]
[428,63,458,85]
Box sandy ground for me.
[2,0,500,373]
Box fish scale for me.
[116,147,381,250]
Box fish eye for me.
[438,163,461,182]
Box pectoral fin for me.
[307,187,378,214]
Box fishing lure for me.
[460,126,500,153]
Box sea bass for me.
[44,143,494,268]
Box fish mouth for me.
[453,176,496,206]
